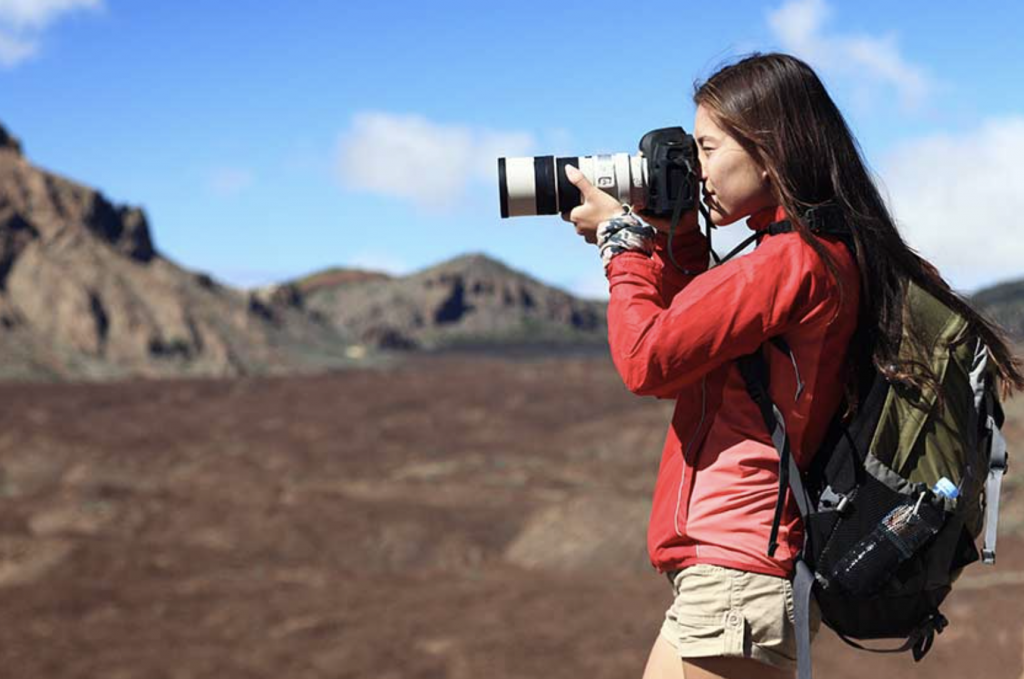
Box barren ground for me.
[0,353,1021,679]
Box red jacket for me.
[605,205,860,578]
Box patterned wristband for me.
[597,213,657,267]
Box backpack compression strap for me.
[983,392,1008,563]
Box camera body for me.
[497,127,700,219]
[637,127,701,218]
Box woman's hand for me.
[560,165,628,245]
[560,165,699,242]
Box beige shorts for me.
[660,564,821,671]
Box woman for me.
[562,53,1023,679]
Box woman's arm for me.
[606,233,837,398]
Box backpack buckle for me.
[819,486,852,515]
[836,495,851,514]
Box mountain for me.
[972,278,1024,341]
[0,120,608,380]
[0,120,355,381]
[292,253,607,351]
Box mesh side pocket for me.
[815,474,909,582]
[807,475,952,638]
[813,473,944,594]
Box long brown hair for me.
[693,52,1023,401]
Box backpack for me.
[735,214,1009,679]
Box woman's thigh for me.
[641,635,795,679]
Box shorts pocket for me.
[667,566,731,623]
[672,615,726,642]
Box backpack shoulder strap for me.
[736,343,813,550]
[983,389,1008,563]
[764,205,857,259]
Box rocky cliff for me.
[0,120,354,381]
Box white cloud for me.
[0,27,34,65]
[880,117,1024,292]
[206,167,254,197]
[0,0,101,29]
[0,0,102,67]
[766,0,930,110]
[336,112,535,211]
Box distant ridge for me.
[294,252,607,351]
[972,278,1024,341]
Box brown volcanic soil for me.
[0,354,1022,679]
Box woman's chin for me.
[711,211,741,227]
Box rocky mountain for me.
[972,278,1024,341]
[0,120,356,381]
[291,253,608,351]
[0,120,609,380]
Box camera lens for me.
[497,153,644,218]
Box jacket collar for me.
[746,205,787,233]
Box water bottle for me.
[829,478,956,596]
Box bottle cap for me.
[933,477,959,499]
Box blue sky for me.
[3,0,1023,298]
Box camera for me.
[497,127,701,219]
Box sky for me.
[2,0,1023,299]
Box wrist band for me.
[597,212,656,267]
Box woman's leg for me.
[641,635,795,679]
[641,635,685,679]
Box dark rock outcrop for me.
[0,120,354,381]
[0,123,22,155]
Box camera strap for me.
[718,204,856,266]
[664,198,718,276]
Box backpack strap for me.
[831,614,948,660]
[983,392,1008,563]
[763,204,857,259]
[736,205,855,679]
[736,341,813,554]
[792,560,816,679]
[718,204,855,266]
[738,345,817,679]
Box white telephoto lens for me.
[502,157,537,217]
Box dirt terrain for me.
[0,353,1021,679]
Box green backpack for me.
[738,222,1009,679]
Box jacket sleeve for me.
[605,232,837,398]
[651,229,710,305]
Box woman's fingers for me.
[564,165,596,197]
[562,165,619,246]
